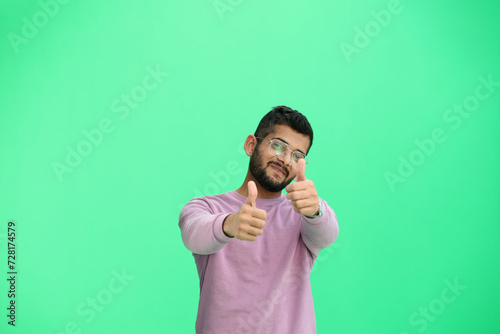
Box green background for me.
[1,0,499,333]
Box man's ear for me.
[243,135,258,156]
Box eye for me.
[292,152,305,162]
[271,142,284,152]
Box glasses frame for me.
[255,137,309,168]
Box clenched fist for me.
[223,181,267,241]
[285,159,320,217]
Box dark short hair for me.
[254,106,313,153]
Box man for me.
[179,106,339,333]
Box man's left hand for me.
[285,159,320,217]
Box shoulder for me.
[182,191,242,214]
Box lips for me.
[269,162,287,177]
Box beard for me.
[249,150,293,192]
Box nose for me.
[277,151,293,168]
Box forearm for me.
[179,200,233,255]
[300,198,339,259]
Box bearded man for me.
[179,105,339,334]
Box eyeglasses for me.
[256,137,309,168]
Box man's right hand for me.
[223,181,267,241]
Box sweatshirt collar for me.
[228,190,286,208]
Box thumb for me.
[245,181,258,206]
[296,159,307,182]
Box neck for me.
[236,170,283,199]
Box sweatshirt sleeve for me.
[300,197,339,259]
[179,197,234,255]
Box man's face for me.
[249,125,311,193]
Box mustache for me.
[268,161,289,177]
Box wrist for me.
[223,214,235,238]
[304,200,323,218]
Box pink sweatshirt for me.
[179,190,339,334]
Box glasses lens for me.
[291,152,307,167]
[269,139,286,157]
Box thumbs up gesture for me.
[285,159,320,217]
[223,181,267,241]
